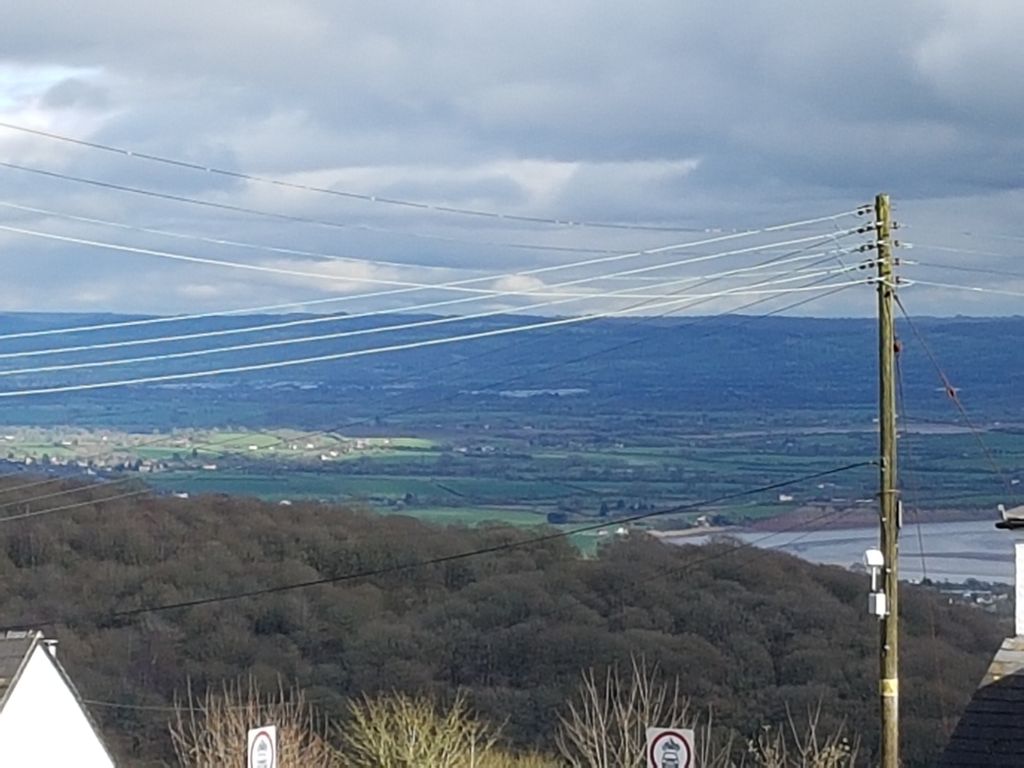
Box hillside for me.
[0,312,1020,431]
[0,478,1004,766]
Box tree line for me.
[0,477,1004,765]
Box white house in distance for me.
[0,630,116,766]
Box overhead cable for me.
[0,279,866,397]
[903,278,1024,300]
[0,161,614,255]
[0,222,864,342]
[0,199,491,276]
[0,246,864,486]
[0,487,149,523]
[0,219,864,295]
[0,251,858,362]
[0,120,869,234]
[0,270,865,378]
[895,295,1017,498]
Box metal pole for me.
[875,192,900,768]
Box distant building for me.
[0,631,116,765]
[941,507,1024,765]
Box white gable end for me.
[0,645,114,766]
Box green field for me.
[377,506,548,527]
[5,417,1019,534]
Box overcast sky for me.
[0,0,1022,318]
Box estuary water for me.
[670,519,1013,583]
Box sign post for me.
[646,727,695,768]
[247,725,278,768]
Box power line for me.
[77,484,869,716]
[138,280,864,507]
[289,244,860,462]
[0,230,861,359]
[0,156,863,257]
[903,278,1024,300]
[0,487,149,524]
[0,238,868,501]
[0,475,66,496]
[0,272,858,378]
[0,219,862,356]
[0,279,867,398]
[0,251,856,362]
[908,259,1024,282]
[0,277,865,514]
[895,295,1016,499]
[0,461,873,630]
[0,296,383,342]
[0,270,865,380]
[0,232,861,365]
[904,243,1014,260]
[0,160,617,255]
[0,274,861,513]
[0,268,872,598]
[0,233,868,502]
[896,350,953,736]
[0,481,119,512]
[0,288,856,517]
[155,248,869,443]
[0,204,863,349]
[78,483,871,717]
[0,221,650,288]
[0,217,864,300]
[0,199,490,277]
[0,224,872,391]
[0,227,860,345]
[84,699,185,712]
[909,229,1024,247]
[83,697,325,713]
[0,120,869,234]
[653,502,875,590]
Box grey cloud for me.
[0,0,1022,316]
[40,77,109,110]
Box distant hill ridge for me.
[0,312,1018,429]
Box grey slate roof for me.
[0,630,40,708]
[940,637,1024,766]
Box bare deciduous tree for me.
[556,655,732,768]
[169,677,338,768]
[747,705,859,768]
[337,691,500,767]
[475,753,561,768]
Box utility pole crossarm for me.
[876,193,901,768]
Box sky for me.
[0,0,1022,318]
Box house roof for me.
[0,630,117,765]
[0,631,38,706]
[997,505,1024,529]
[940,637,1024,766]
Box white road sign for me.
[646,727,695,768]
[247,725,277,768]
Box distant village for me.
[0,427,404,475]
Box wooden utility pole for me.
[875,192,900,768]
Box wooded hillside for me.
[0,478,1004,765]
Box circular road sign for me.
[648,728,693,768]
